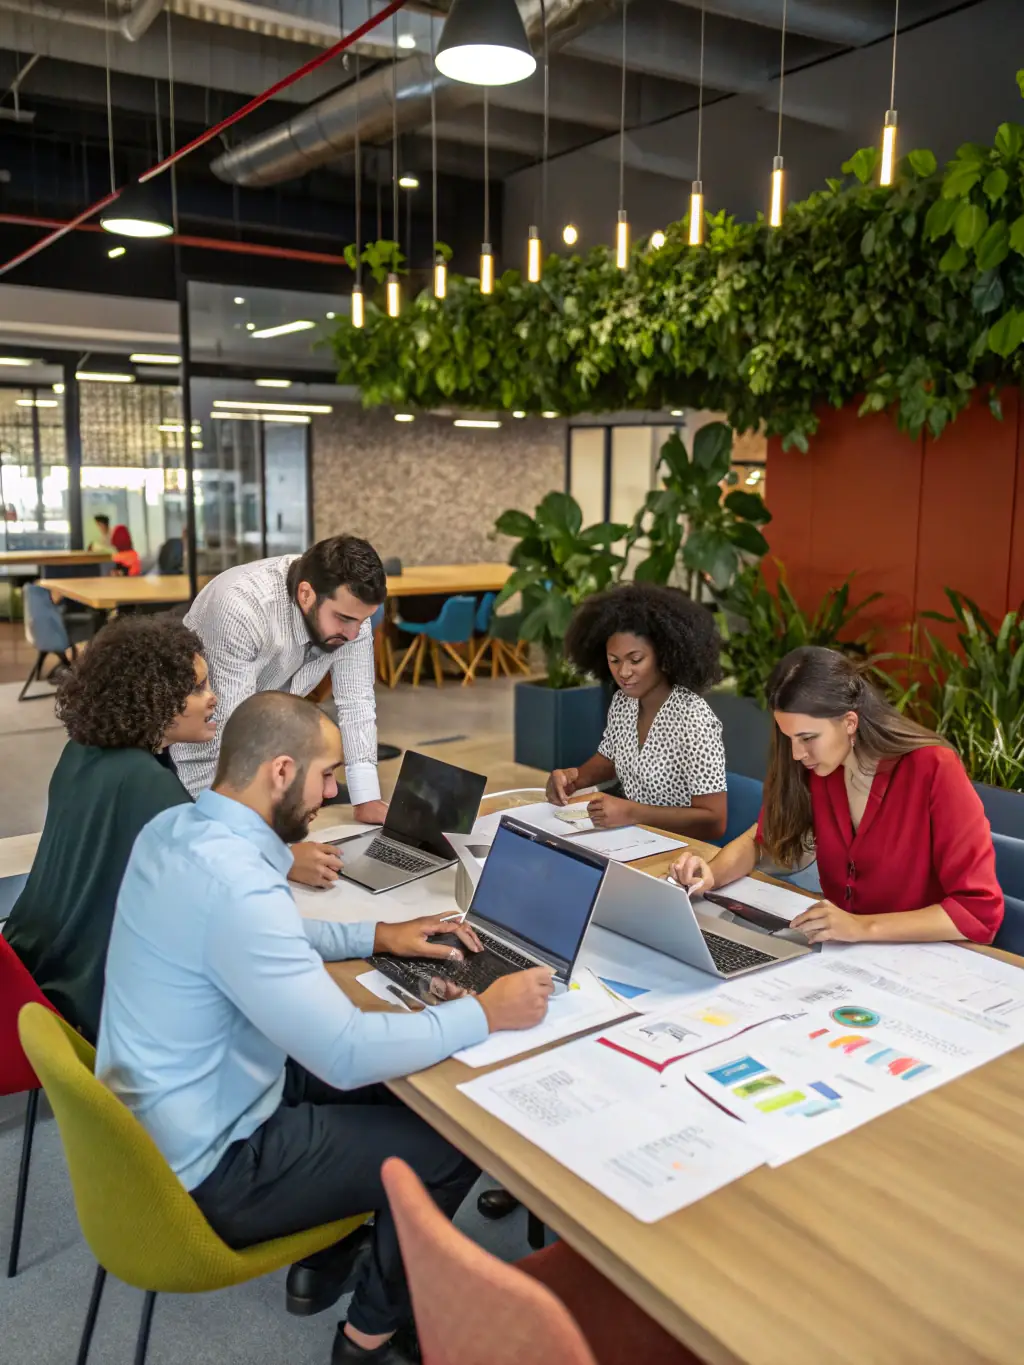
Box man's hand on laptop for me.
[479,969,556,1032]
[669,852,714,895]
[374,914,484,961]
[288,842,343,889]
[354,799,389,826]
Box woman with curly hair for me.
[547,582,728,838]
[3,616,216,1041]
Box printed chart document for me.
[459,1036,763,1222]
[572,826,686,863]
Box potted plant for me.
[494,492,627,771]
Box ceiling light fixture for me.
[879,0,900,186]
[326,311,336,320]
[435,0,536,87]
[210,411,312,424]
[769,0,788,228]
[527,5,549,282]
[690,3,706,246]
[650,230,666,249]
[245,322,256,331]
[53,383,65,394]
[130,353,180,365]
[454,418,501,428]
[100,181,173,240]
[108,246,126,259]
[249,320,316,339]
[16,398,58,408]
[158,423,185,433]
[394,413,415,422]
[234,296,246,305]
[210,411,260,421]
[670,409,684,417]
[211,400,332,413]
[255,378,293,388]
[397,32,416,50]
[512,410,527,418]
[0,357,33,366]
[481,89,495,295]
[399,174,420,190]
[615,3,629,270]
[430,22,447,301]
[350,22,366,329]
[542,410,558,419]
[562,223,578,246]
[387,15,402,319]
[75,371,135,383]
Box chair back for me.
[17,1004,244,1292]
[474,592,496,634]
[428,595,477,643]
[721,771,763,846]
[370,603,386,632]
[157,538,184,574]
[382,557,403,576]
[381,1158,597,1365]
[0,938,57,1096]
[23,583,71,654]
[993,833,1024,955]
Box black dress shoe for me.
[331,1325,419,1365]
[476,1187,521,1220]
[286,1225,372,1317]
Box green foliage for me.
[493,492,627,689]
[623,424,771,595]
[716,565,883,706]
[328,77,1024,451]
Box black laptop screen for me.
[384,751,486,859]
[470,819,605,967]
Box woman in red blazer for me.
[670,646,1004,945]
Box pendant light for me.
[527,0,548,283]
[351,6,365,327]
[431,21,446,300]
[480,89,495,294]
[879,0,900,186]
[99,4,171,240]
[689,2,706,247]
[387,11,401,318]
[615,2,629,269]
[769,0,788,228]
[435,0,536,87]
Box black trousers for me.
[191,1061,478,1336]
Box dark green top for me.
[3,742,191,1042]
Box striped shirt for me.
[172,556,379,804]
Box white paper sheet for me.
[578,924,720,1014]
[355,969,416,1010]
[705,876,817,924]
[458,1035,764,1222]
[473,801,593,839]
[571,826,686,863]
[453,973,632,1068]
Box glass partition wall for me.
[0,385,68,552]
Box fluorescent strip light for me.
[262,413,311,424]
[249,320,316,339]
[394,413,415,423]
[76,371,135,383]
[880,109,898,187]
[541,411,558,419]
[0,357,33,366]
[210,411,311,424]
[454,419,502,429]
[399,175,420,189]
[16,398,58,408]
[255,379,293,388]
[130,353,180,365]
[512,411,527,419]
[211,411,260,421]
[211,400,331,414]
[108,246,126,259]
[158,423,184,433]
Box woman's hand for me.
[790,900,869,945]
[546,767,579,806]
[669,852,715,894]
[587,793,635,829]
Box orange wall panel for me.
[1007,396,1024,611]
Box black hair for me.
[286,535,386,607]
[564,582,723,692]
[214,691,336,788]
[94,515,110,529]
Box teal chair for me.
[20,583,74,701]
[392,595,477,687]
[468,596,531,682]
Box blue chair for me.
[993,832,1024,956]
[20,583,74,701]
[720,771,763,846]
[391,595,478,688]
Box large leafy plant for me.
[494,492,627,689]
[330,75,1024,453]
[717,565,883,705]
[623,422,771,596]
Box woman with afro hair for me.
[548,582,728,839]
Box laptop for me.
[370,814,608,997]
[593,859,811,978]
[333,751,486,893]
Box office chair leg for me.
[133,1292,157,1365]
[17,653,44,702]
[440,641,474,684]
[527,1212,546,1251]
[412,636,427,688]
[6,1088,40,1277]
[75,1265,108,1365]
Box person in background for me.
[175,536,390,889]
[2,617,216,1041]
[88,513,112,553]
[97,692,555,1365]
[546,582,728,839]
[670,645,1004,945]
[110,523,141,576]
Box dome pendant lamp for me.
[879,0,900,186]
[435,0,536,87]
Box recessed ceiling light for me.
[399,174,420,190]
[326,311,336,320]
[255,378,293,389]
[245,322,256,331]
[397,32,416,49]
[261,413,311,424]
[562,224,578,246]
[130,353,180,365]
[52,382,65,394]
[454,418,501,429]
[511,410,526,419]
[541,411,558,419]
[650,230,667,249]
[0,357,32,366]
[211,411,260,421]
[234,296,246,305]
[249,319,316,339]
[211,411,311,424]
[211,399,331,414]
[75,371,135,383]
[16,398,58,408]
[108,246,126,259]
[394,413,415,423]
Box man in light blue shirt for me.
[97,691,554,1365]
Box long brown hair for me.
[761,646,945,868]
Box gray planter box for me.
[514,680,607,772]
[707,688,773,781]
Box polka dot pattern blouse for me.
[598,686,727,807]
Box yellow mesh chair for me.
[18,1003,369,1365]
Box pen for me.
[386,983,424,1011]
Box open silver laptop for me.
[593,860,811,978]
[333,751,486,894]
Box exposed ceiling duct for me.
[0,0,165,42]
[210,0,619,187]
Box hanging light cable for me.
[351,1,365,327]
[769,0,788,228]
[431,19,446,299]
[615,1,629,269]
[387,10,401,317]
[481,89,495,294]
[879,0,900,186]
[527,0,547,283]
[689,2,706,246]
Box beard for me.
[271,771,319,844]
[301,600,346,653]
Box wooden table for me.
[326,815,1024,1365]
[385,563,512,597]
[38,575,209,611]
[0,550,111,568]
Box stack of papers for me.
[472,802,685,863]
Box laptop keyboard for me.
[370,927,541,995]
[365,839,434,875]
[702,930,776,974]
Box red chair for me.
[381,1158,701,1365]
[0,936,59,1276]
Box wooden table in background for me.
[38,575,210,611]
[1,550,111,569]
[385,563,512,597]
[327,806,1024,1365]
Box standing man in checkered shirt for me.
[173,536,388,889]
